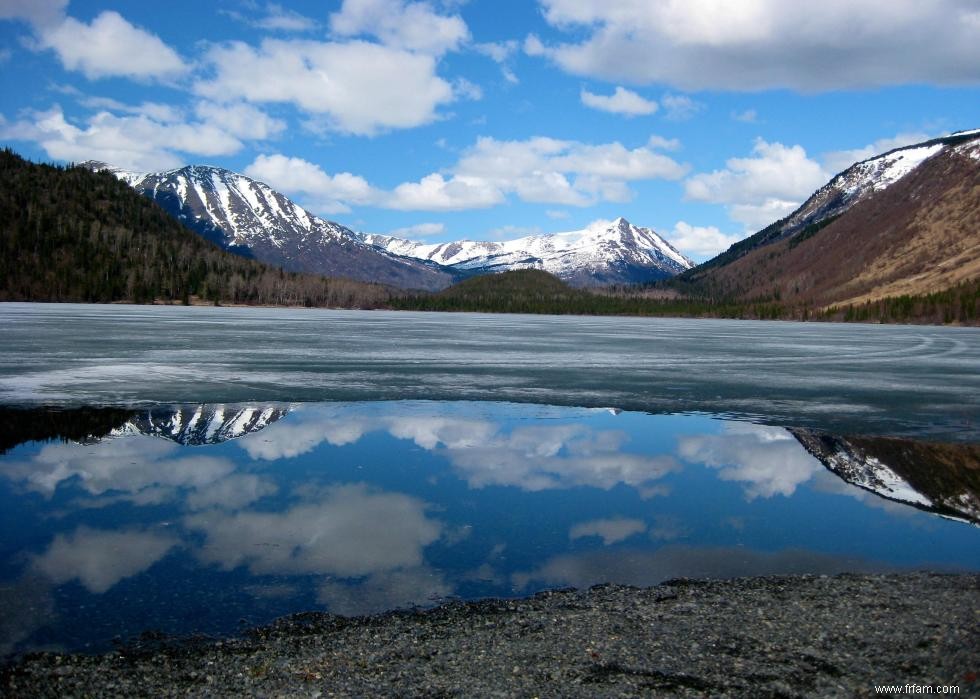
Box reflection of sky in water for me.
[1,401,977,656]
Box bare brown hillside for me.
[686,146,980,309]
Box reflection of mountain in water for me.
[0,407,137,454]
[791,429,980,524]
[0,404,290,453]
[114,405,289,446]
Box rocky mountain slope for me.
[112,404,288,446]
[367,217,693,287]
[792,428,980,525]
[84,162,456,291]
[680,131,980,307]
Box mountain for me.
[84,162,456,291]
[0,149,391,308]
[679,131,980,308]
[112,404,288,446]
[365,217,694,287]
[792,428,980,525]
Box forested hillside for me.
[0,149,392,308]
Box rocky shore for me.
[3,573,978,697]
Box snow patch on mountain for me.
[112,404,289,446]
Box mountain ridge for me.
[366,216,694,287]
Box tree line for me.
[0,149,392,308]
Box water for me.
[0,304,977,657]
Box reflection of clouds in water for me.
[570,517,646,545]
[238,405,677,492]
[0,435,278,512]
[185,474,278,511]
[405,421,678,491]
[32,526,179,594]
[677,423,821,498]
[239,418,373,460]
[317,567,452,616]
[512,545,894,591]
[185,483,442,577]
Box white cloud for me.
[245,134,689,214]
[684,138,828,230]
[580,86,657,116]
[244,153,380,213]
[194,101,286,140]
[387,172,506,211]
[185,483,442,577]
[546,209,570,219]
[677,423,823,500]
[822,132,932,175]
[32,526,178,594]
[39,11,187,81]
[532,0,980,90]
[389,222,446,238]
[329,0,469,55]
[196,39,456,136]
[0,105,244,172]
[669,221,745,258]
[569,517,646,545]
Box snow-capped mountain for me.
[792,428,980,525]
[365,217,694,287]
[83,162,456,291]
[683,129,980,307]
[112,404,289,446]
[718,130,980,257]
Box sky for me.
[0,0,978,261]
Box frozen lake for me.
[0,303,977,656]
[1,303,978,439]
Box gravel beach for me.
[3,573,978,698]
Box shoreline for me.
[4,573,977,697]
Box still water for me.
[0,304,977,657]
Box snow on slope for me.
[775,131,980,240]
[112,404,288,446]
[364,217,694,286]
[84,162,456,290]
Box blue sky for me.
[1,0,978,260]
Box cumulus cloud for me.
[32,526,178,594]
[580,86,657,116]
[194,101,286,140]
[0,434,237,499]
[668,221,745,259]
[38,11,188,81]
[684,138,829,230]
[0,105,244,172]
[329,0,469,55]
[244,154,380,215]
[185,483,442,577]
[195,39,456,136]
[569,517,646,545]
[531,0,980,90]
[677,423,823,500]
